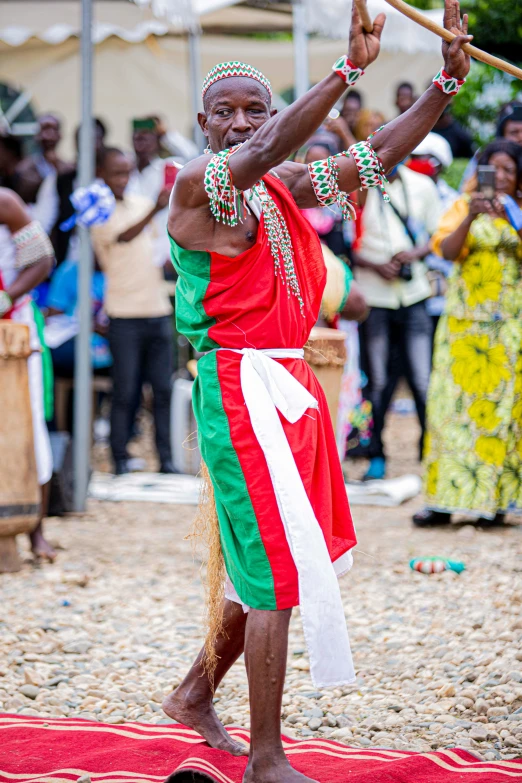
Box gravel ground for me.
[1,411,522,762]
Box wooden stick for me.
[384,0,522,81]
[355,0,374,33]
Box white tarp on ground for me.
[88,471,421,506]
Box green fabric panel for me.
[168,234,220,353]
[339,262,353,314]
[31,302,54,422]
[193,352,277,610]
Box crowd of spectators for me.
[1,85,522,531]
[0,113,198,477]
[300,86,522,528]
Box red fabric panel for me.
[203,175,325,352]
[0,715,519,783]
[217,351,355,610]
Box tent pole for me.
[73,0,94,512]
[188,28,205,150]
[292,0,309,100]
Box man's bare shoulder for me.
[173,155,209,198]
[0,187,30,231]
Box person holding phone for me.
[127,118,182,267]
[414,139,522,527]
[91,147,175,476]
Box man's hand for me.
[468,192,500,220]
[392,249,420,266]
[348,3,386,70]
[375,259,401,280]
[155,188,172,212]
[442,0,472,80]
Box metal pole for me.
[73,0,94,511]
[293,0,310,100]
[188,28,205,151]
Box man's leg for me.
[243,609,318,783]
[108,318,143,469]
[162,598,249,756]
[402,301,433,459]
[143,316,174,468]
[29,480,54,560]
[361,307,392,473]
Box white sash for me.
[219,347,355,688]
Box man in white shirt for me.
[353,162,442,480]
[126,118,186,268]
[91,147,175,476]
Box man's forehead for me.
[205,77,271,107]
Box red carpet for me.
[1,713,521,783]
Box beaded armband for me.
[433,68,465,96]
[12,221,54,270]
[0,290,12,317]
[332,56,365,86]
[308,157,357,221]
[346,127,390,201]
[204,146,245,226]
[204,147,304,313]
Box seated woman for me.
[414,140,522,527]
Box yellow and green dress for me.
[424,197,522,518]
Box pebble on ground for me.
[1,411,521,761]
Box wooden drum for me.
[0,321,39,572]
[304,326,347,428]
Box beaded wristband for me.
[332,56,365,86]
[12,220,54,270]
[308,157,357,221]
[345,127,390,201]
[0,290,13,317]
[433,68,465,96]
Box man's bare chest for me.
[210,209,259,257]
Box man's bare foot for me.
[243,757,319,783]
[29,529,57,562]
[162,688,249,757]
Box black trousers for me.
[108,316,173,465]
[361,301,433,461]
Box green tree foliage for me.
[408,0,522,65]
[408,0,522,146]
[464,0,522,65]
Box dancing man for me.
[163,3,471,781]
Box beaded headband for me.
[202,61,272,100]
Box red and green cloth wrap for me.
[170,173,357,687]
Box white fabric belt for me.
[216,347,354,688]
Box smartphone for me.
[164,162,180,189]
[477,165,496,201]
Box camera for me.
[398,264,413,282]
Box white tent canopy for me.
[1,0,445,55]
[0,0,293,46]
[305,0,443,53]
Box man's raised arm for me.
[226,3,385,191]
[280,0,472,207]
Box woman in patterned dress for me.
[414,140,522,526]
